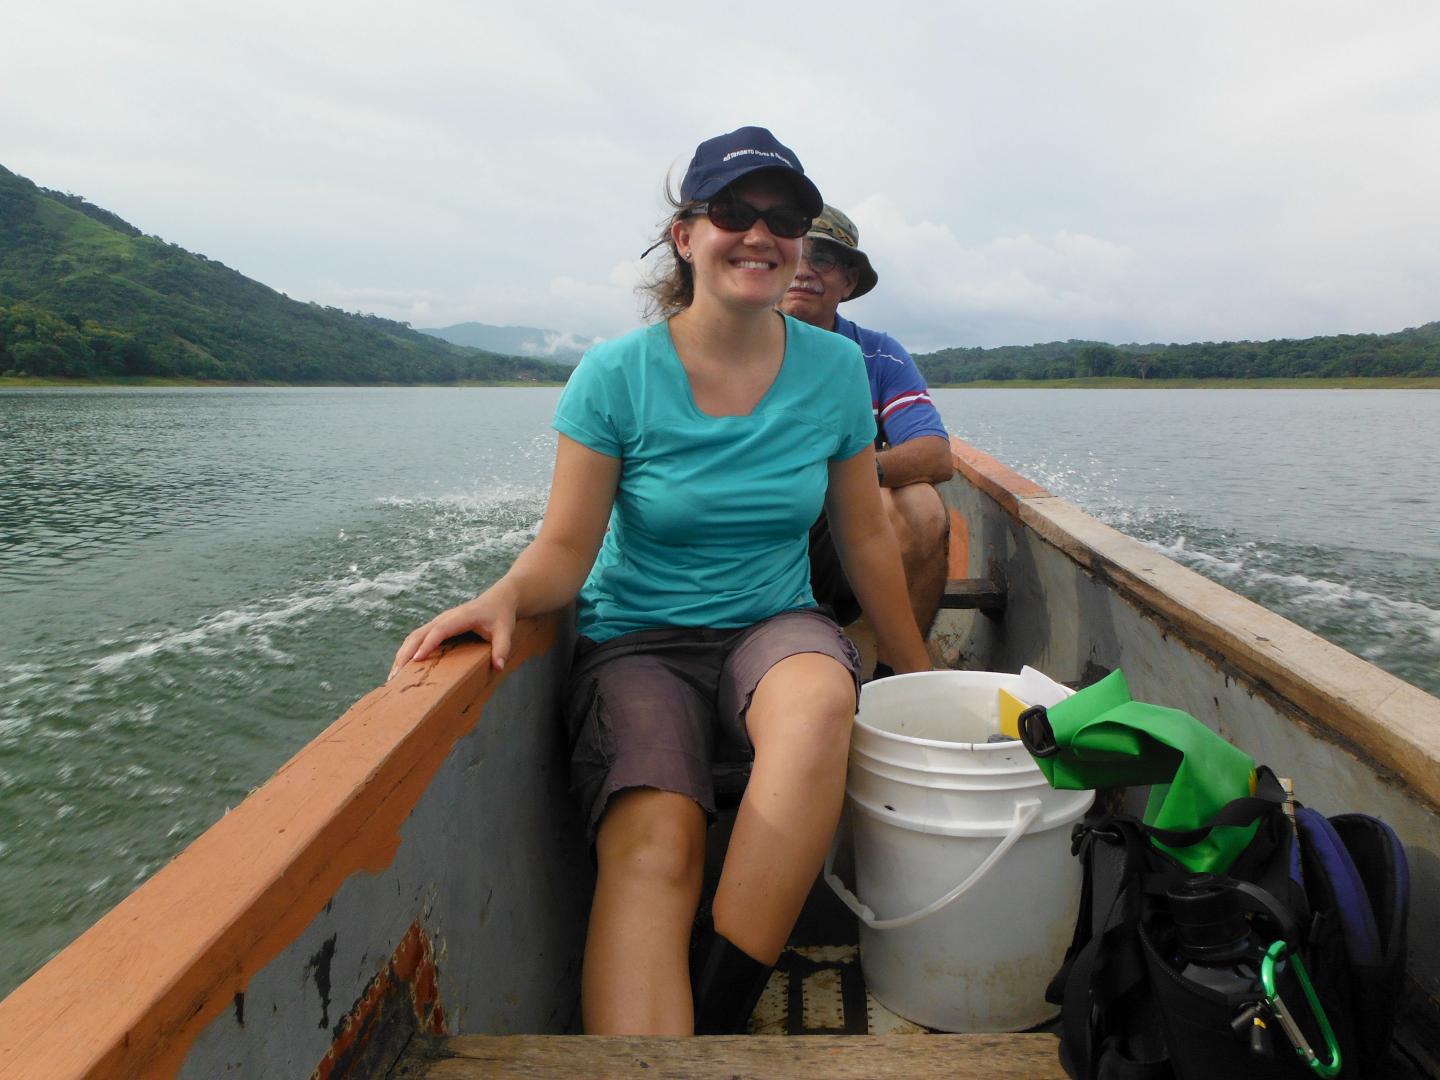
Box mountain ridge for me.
[0,164,571,384]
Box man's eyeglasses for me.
[685,198,812,239]
[801,242,851,275]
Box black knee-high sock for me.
[690,920,773,1035]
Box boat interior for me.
[389,794,1074,1078]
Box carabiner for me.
[1260,940,1342,1078]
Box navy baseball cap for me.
[679,126,823,217]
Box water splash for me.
[0,474,549,996]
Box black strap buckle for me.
[1019,704,1058,758]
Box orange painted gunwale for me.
[0,614,559,1080]
[947,435,1050,516]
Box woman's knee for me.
[594,788,707,889]
[747,654,855,758]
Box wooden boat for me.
[1,435,1436,1079]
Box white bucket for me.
[824,670,1093,1032]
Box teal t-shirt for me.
[553,315,876,642]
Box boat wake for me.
[1130,521,1440,695]
[978,446,1440,696]
[1153,536,1440,636]
[0,482,548,998]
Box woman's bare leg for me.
[583,788,708,1033]
[711,652,855,964]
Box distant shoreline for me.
[933,375,1440,389]
[5,374,1438,391]
[0,376,569,389]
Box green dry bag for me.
[1020,669,1258,872]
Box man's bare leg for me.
[883,482,948,636]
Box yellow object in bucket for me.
[997,688,1027,739]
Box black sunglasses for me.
[686,198,813,239]
[802,241,851,275]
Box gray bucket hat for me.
[807,205,878,301]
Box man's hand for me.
[876,435,953,487]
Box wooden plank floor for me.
[390,1033,1067,1079]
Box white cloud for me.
[4,0,1439,349]
[842,197,1145,349]
[521,331,603,357]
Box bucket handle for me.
[823,798,1044,931]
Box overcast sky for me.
[4,1,1438,353]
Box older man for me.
[780,205,953,653]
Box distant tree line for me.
[916,324,1440,383]
[0,297,572,383]
[0,164,571,384]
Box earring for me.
[682,251,692,261]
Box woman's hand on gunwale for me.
[387,587,517,681]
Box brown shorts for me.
[563,608,862,841]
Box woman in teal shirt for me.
[391,127,931,1035]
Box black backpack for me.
[1049,767,1409,1080]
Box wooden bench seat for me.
[391,1033,1066,1079]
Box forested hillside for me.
[917,324,1440,383]
[0,165,571,383]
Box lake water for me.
[2,385,1437,996]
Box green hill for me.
[916,324,1440,384]
[0,165,571,384]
